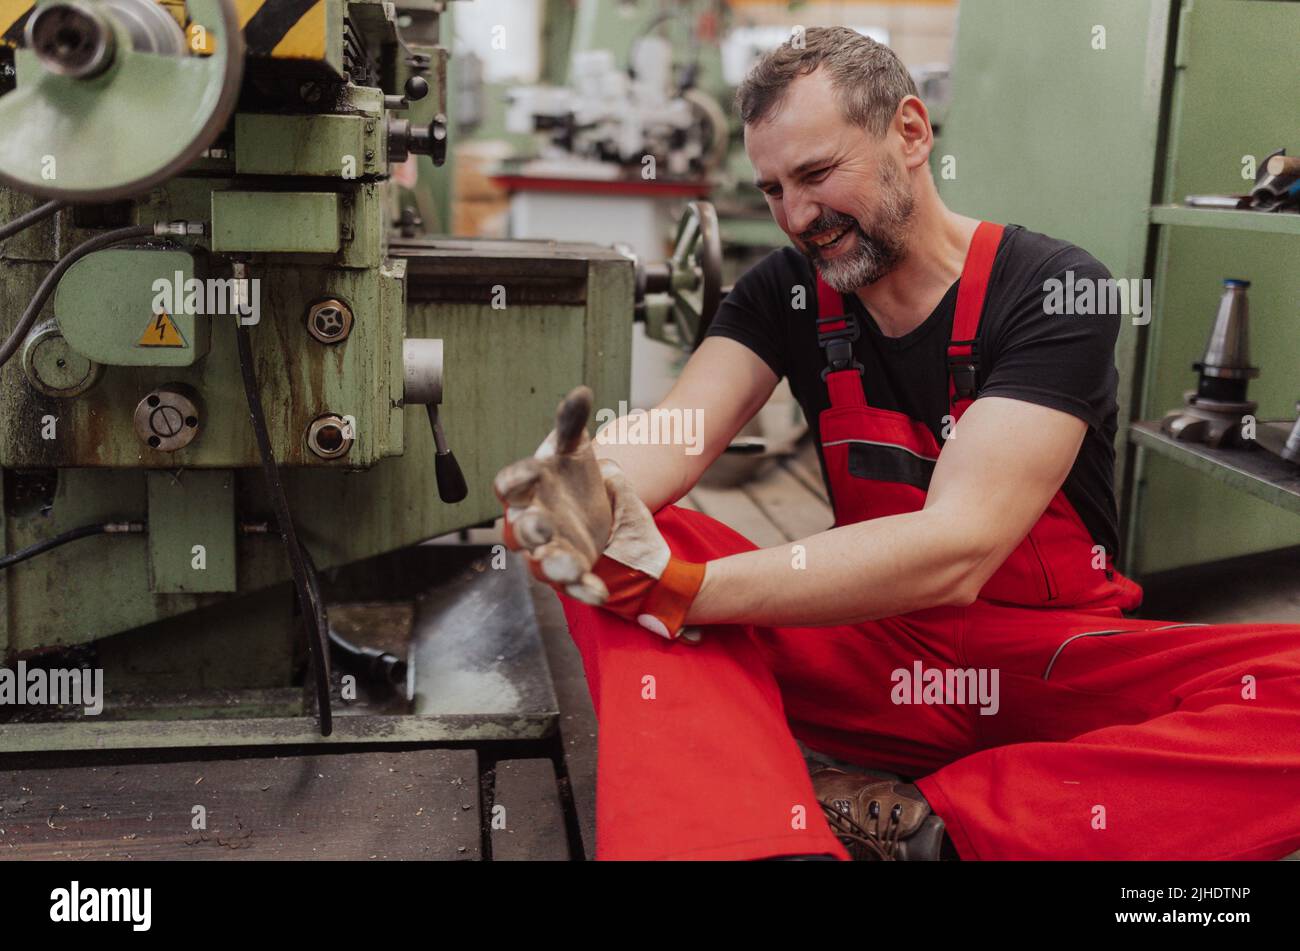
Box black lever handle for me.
[427,403,467,503]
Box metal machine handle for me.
[427,403,467,503]
[404,338,466,502]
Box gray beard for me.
[814,227,903,293]
[806,164,916,293]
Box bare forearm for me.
[591,415,694,514]
[685,507,982,627]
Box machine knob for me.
[383,75,431,111]
[387,114,447,166]
[405,76,429,102]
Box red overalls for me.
[555,222,1300,860]
[815,221,1143,610]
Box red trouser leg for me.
[557,504,980,860]
[558,505,848,860]
[915,599,1300,859]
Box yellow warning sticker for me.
[138,311,187,348]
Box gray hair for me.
[735,26,919,137]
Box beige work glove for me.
[493,386,705,643]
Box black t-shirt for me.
[703,224,1122,558]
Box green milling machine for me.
[0,0,720,752]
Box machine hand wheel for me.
[666,199,723,351]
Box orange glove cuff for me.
[591,554,705,640]
[504,505,705,639]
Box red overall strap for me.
[816,274,843,321]
[947,221,1005,415]
[814,274,866,408]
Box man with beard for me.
[492,27,1300,861]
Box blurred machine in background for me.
[469,1,952,270]
[494,6,728,270]
[505,40,729,182]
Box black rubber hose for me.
[299,540,337,692]
[300,544,407,690]
[0,199,65,243]
[0,222,154,370]
[0,521,145,570]
[235,323,333,737]
[326,624,409,690]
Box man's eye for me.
[805,167,831,183]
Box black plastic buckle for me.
[817,314,864,380]
[947,338,980,400]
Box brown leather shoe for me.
[811,767,948,861]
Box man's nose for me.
[784,190,820,238]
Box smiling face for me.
[746,68,916,293]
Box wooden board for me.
[688,483,788,549]
[743,464,834,542]
[0,749,480,860]
[527,575,597,860]
[491,758,569,861]
[784,439,830,504]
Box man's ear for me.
[894,95,933,170]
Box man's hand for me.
[493,386,706,643]
[493,385,613,600]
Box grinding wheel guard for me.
[0,0,245,200]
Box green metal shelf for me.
[1149,205,1300,235]
[1130,421,1300,515]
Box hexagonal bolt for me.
[306,298,354,344]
